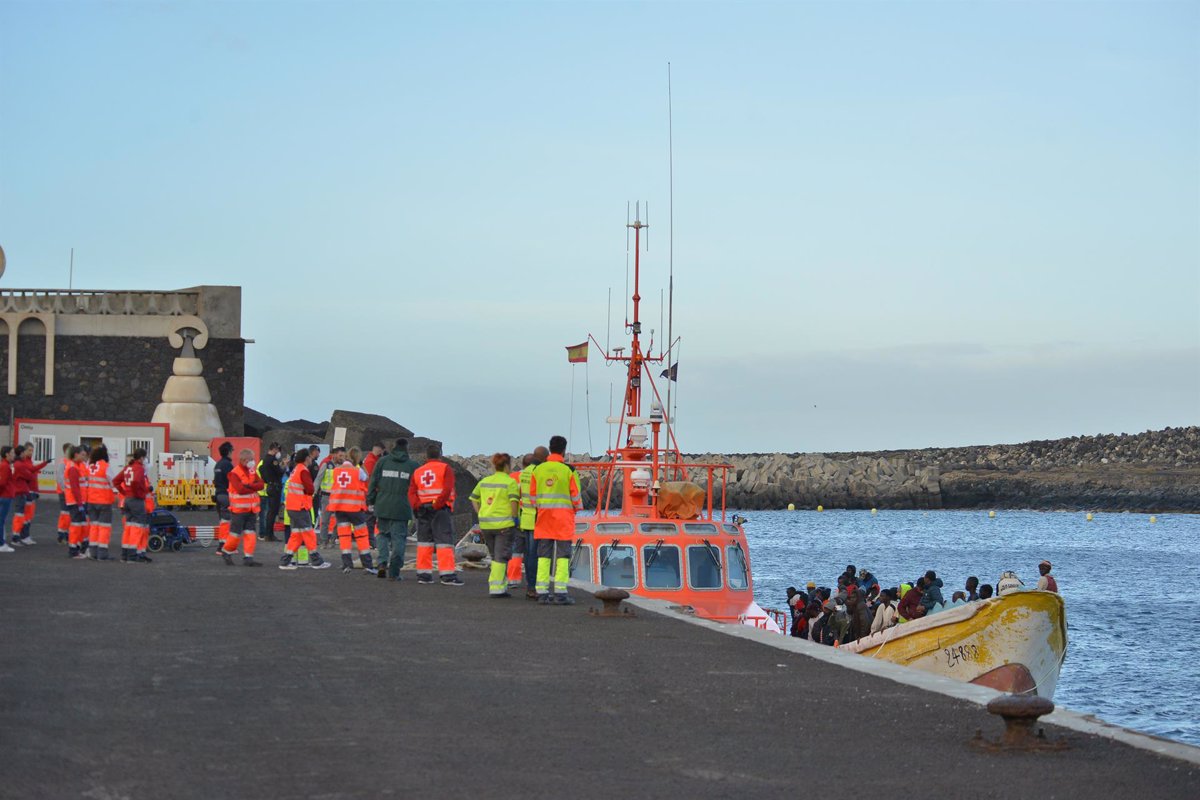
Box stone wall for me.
[0,334,244,440]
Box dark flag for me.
[660,362,678,381]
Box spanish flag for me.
[566,342,589,364]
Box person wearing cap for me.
[823,593,850,645]
[857,568,880,597]
[1036,560,1058,593]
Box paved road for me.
[2,514,1197,799]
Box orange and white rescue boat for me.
[565,208,779,632]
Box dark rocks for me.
[326,409,417,453]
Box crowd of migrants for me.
[781,561,1060,643]
[0,435,584,604]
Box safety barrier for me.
[186,525,218,546]
[154,479,216,508]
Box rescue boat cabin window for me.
[570,544,593,582]
[641,544,682,590]
[639,522,677,536]
[595,523,633,535]
[722,524,739,535]
[576,522,590,533]
[683,523,718,534]
[686,544,722,590]
[599,544,638,589]
[726,545,749,590]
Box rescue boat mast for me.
[583,203,713,520]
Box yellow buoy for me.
[988,510,996,518]
[816,504,824,512]
[1150,515,1158,524]
[1085,512,1094,522]
[787,503,795,512]
[870,508,878,515]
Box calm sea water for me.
[743,509,1200,747]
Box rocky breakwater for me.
[719,426,1200,512]
[454,427,1200,513]
[690,452,943,510]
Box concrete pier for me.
[2,513,1197,799]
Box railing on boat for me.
[571,459,735,522]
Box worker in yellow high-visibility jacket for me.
[470,453,520,597]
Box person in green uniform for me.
[366,438,420,581]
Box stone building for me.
[0,285,245,445]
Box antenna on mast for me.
[665,61,677,440]
[624,202,631,325]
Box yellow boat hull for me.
[842,590,1067,698]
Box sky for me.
[1,0,1197,455]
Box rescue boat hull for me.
[840,590,1067,698]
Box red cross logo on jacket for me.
[420,471,437,488]
[336,471,352,488]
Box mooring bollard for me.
[971,694,1068,752]
[589,587,633,618]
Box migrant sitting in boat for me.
[783,560,1060,647]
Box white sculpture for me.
[152,327,225,452]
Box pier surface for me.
[2,515,1197,799]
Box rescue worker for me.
[113,448,153,563]
[329,447,376,574]
[256,442,284,542]
[315,447,344,547]
[56,443,73,543]
[529,436,582,605]
[407,443,462,586]
[278,448,331,570]
[11,445,50,545]
[504,460,525,589]
[221,447,264,566]
[212,441,234,550]
[516,448,546,599]
[469,453,521,597]
[365,438,418,581]
[362,442,385,543]
[62,446,89,559]
[85,445,117,560]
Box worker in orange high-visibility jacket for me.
[63,446,90,559]
[279,449,331,570]
[113,448,154,563]
[328,447,376,574]
[221,448,264,566]
[55,443,73,543]
[529,435,582,605]
[83,444,117,560]
[407,443,462,586]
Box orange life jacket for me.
[229,465,262,514]
[412,460,456,509]
[86,461,115,505]
[63,462,84,506]
[327,464,367,512]
[285,464,313,512]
